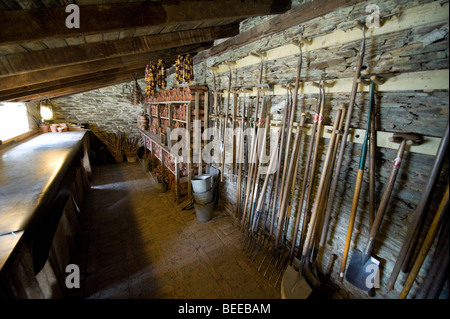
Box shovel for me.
[281,257,313,299]
[308,254,338,299]
[346,132,424,292]
[338,81,375,282]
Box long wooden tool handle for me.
[369,102,377,229]
[290,91,322,260]
[400,122,450,273]
[235,119,244,219]
[269,89,292,236]
[387,122,449,290]
[338,169,364,281]
[241,115,262,230]
[275,114,306,247]
[415,217,449,299]
[278,44,303,214]
[250,111,270,229]
[254,127,282,217]
[319,105,346,248]
[364,139,407,260]
[399,185,449,299]
[288,98,326,261]
[301,103,342,258]
[319,27,366,251]
[338,84,374,281]
[220,68,232,181]
[248,102,268,228]
[312,115,343,253]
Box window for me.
[0,103,31,142]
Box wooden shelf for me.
[146,100,193,105]
[139,87,210,205]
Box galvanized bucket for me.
[191,174,212,193]
[194,200,214,222]
[193,188,213,204]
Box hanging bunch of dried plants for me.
[123,136,144,154]
[97,131,126,157]
[132,75,144,106]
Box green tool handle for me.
[359,81,375,170]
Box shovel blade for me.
[345,250,380,291]
[281,265,312,299]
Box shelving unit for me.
[139,86,209,204]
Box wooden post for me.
[204,91,209,174]
[232,92,238,174]
[187,100,192,197]
[175,155,180,204]
[195,92,201,171]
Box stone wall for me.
[34,80,146,138]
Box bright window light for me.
[0,103,31,142]
[40,105,53,121]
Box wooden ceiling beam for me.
[0,42,212,92]
[0,24,238,77]
[0,0,290,46]
[5,69,146,103]
[0,65,146,102]
[194,0,360,62]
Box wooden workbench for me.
[0,131,91,298]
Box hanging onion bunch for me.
[145,63,157,96]
[175,55,184,85]
[175,54,195,85]
[184,54,194,84]
[157,59,167,90]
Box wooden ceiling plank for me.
[85,33,103,44]
[144,25,167,36]
[102,32,121,42]
[20,41,49,52]
[0,65,145,101]
[8,70,147,102]
[0,42,213,92]
[42,38,67,49]
[0,44,27,55]
[132,27,153,38]
[0,24,239,77]
[119,29,136,40]
[65,36,86,46]
[0,0,290,45]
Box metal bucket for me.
[191,174,212,193]
[194,200,214,223]
[141,158,149,173]
[193,188,213,204]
